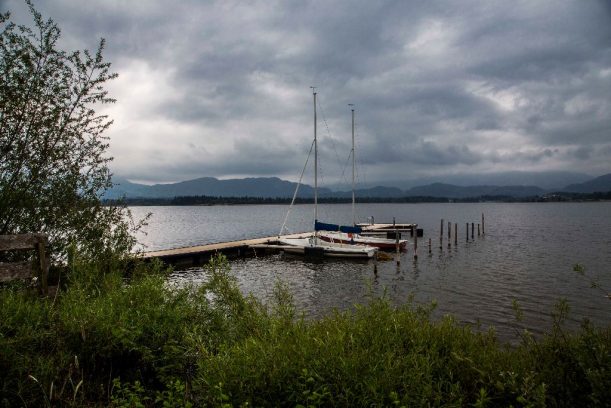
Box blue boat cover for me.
[315,220,362,234]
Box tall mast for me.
[349,104,355,226]
[312,87,318,235]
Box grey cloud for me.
[358,139,484,167]
[3,0,611,183]
[417,142,483,166]
[570,146,593,160]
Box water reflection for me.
[134,202,611,343]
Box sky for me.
[3,0,611,186]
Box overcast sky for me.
[3,0,611,185]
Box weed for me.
[1,255,609,407]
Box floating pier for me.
[140,232,311,267]
[141,223,420,267]
[357,223,422,239]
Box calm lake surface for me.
[130,202,611,342]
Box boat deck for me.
[359,223,417,231]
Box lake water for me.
[130,202,611,342]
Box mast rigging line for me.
[354,121,366,187]
[338,111,364,193]
[316,96,351,187]
[278,138,316,237]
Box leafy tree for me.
[0,1,139,260]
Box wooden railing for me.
[0,234,49,295]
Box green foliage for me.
[0,1,141,261]
[154,379,192,408]
[189,268,610,407]
[110,378,149,408]
[1,255,610,406]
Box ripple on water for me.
[147,202,611,343]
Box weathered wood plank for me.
[0,234,47,251]
[0,261,33,282]
[140,231,313,259]
[37,242,48,294]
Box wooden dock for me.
[140,231,313,267]
[140,223,420,267]
[359,223,418,234]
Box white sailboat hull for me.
[278,237,377,259]
[318,231,408,250]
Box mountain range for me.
[325,170,593,191]
[104,173,611,200]
[561,173,611,194]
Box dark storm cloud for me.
[569,146,593,160]
[3,0,611,184]
[122,136,305,184]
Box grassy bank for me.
[1,256,609,407]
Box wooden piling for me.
[447,221,451,248]
[454,223,458,246]
[471,222,474,239]
[395,228,400,265]
[414,230,418,260]
[428,238,431,255]
[482,213,485,235]
[440,219,444,249]
[466,222,469,242]
[478,223,480,237]
[374,253,378,274]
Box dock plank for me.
[140,231,313,259]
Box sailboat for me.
[317,106,408,250]
[278,90,377,259]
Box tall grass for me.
[1,255,609,407]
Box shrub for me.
[1,255,609,407]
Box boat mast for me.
[349,104,355,226]
[312,87,318,242]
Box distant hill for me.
[405,183,544,198]
[562,173,611,193]
[105,176,332,199]
[107,176,152,197]
[105,172,611,200]
[356,186,405,198]
[344,171,592,191]
[325,186,406,199]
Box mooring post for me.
[466,222,469,242]
[414,229,418,260]
[448,221,451,248]
[478,223,481,237]
[428,238,431,255]
[440,219,444,249]
[374,253,378,274]
[395,229,400,266]
[454,223,458,246]
[471,222,474,239]
[482,213,485,235]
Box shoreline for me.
[104,192,611,206]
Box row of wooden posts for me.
[437,213,485,250]
[388,213,485,266]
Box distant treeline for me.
[103,191,611,206]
